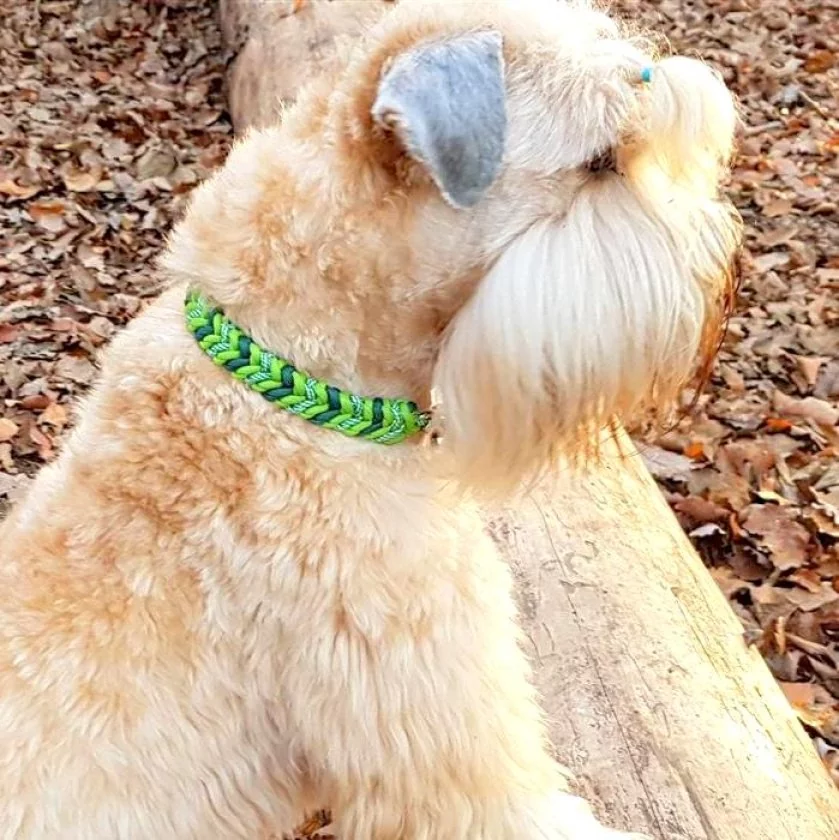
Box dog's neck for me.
[185,291,431,444]
[167,123,484,413]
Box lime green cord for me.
[184,292,430,445]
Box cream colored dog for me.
[0,0,740,837]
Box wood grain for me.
[492,438,839,837]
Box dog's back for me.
[0,291,298,836]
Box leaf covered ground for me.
[1,0,838,805]
[621,0,839,783]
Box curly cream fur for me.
[0,0,739,837]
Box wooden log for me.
[220,0,392,132]
[218,2,839,837]
[494,445,839,839]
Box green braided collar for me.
[184,292,430,445]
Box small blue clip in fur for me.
[640,66,653,84]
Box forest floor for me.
[1,0,838,816]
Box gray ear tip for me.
[442,185,486,210]
[371,29,507,208]
[478,29,504,48]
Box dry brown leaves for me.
[0,0,231,515]
[624,0,839,777]
[1,0,838,802]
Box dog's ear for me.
[372,31,507,209]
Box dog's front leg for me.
[297,550,649,839]
[333,786,648,840]
[318,661,649,840]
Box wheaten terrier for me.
[0,0,739,837]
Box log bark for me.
[218,2,839,837]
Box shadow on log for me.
[218,1,839,837]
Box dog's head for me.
[169,0,741,492]
[359,0,741,488]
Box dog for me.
[0,0,740,836]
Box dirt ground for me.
[1,0,838,809]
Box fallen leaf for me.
[794,356,827,389]
[775,614,788,655]
[27,199,67,233]
[690,522,724,539]
[804,51,836,74]
[729,546,769,581]
[0,324,20,343]
[807,508,839,540]
[55,355,96,385]
[729,513,745,540]
[640,445,695,482]
[816,267,839,283]
[816,362,839,401]
[20,394,50,410]
[720,365,745,392]
[789,569,823,594]
[780,681,830,708]
[0,419,20,443]
[76,243,105,270]
[86,315,115,343]
[774,392,839,427]
[40,402,68,428]
[762,198,793,218]
[752,251,790,273]
[675,495,730,523]
[717,440,776,479]
[51,317,78,333]
[0,178,40,200]
[0,472,32,502]
[741,504,811,570]
[784,584,839,612]
[765,417,794,433]
[810,489,839,538]
[61,167,100,193]
[684,441,707,460]
[28,426,53,461]
[819,743,839,786]
[710,567,751,599]
[135,145,177,180]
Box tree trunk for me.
[218,2,839,837]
